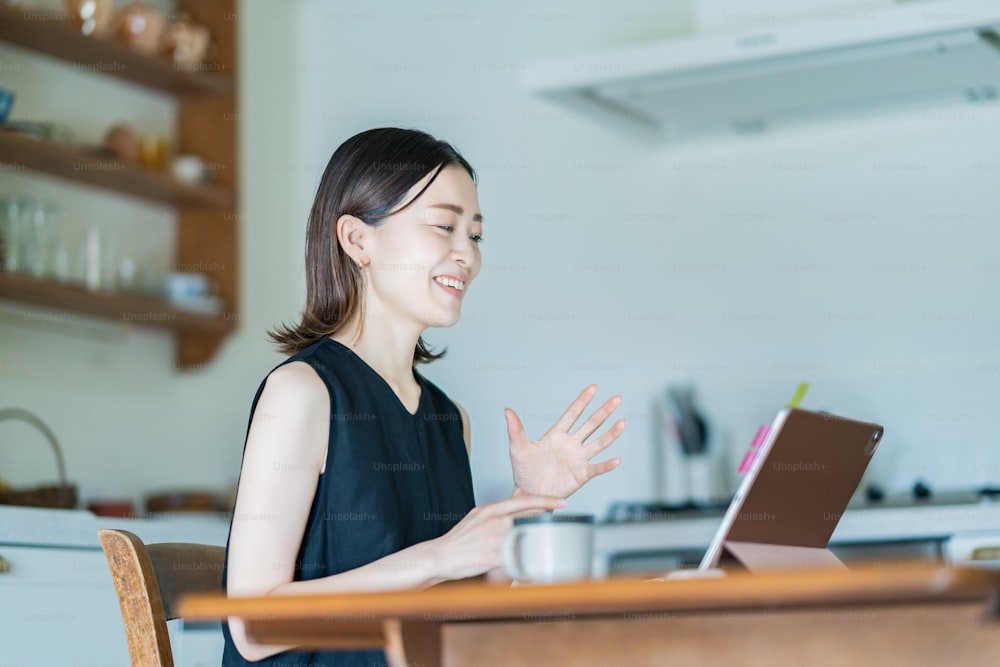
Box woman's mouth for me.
[433,275,466,298]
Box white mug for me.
[502,514,595,583]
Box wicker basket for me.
[0,408,77,509]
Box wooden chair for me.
[98,528,225,667]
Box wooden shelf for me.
[0,271,234,336]
[0,129,235,209]
[0,3,233,97]
[0,0,238,369]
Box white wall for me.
[292,0,1000,514]
[2,0,997,518]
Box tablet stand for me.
[724,541,847,573]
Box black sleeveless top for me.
[220,337,476,666]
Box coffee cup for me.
[502,513,594,583]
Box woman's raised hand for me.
[430,493,566,581]
[506,384,625,499]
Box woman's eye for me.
[435,226,482,244]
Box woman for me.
[222,128,626,665]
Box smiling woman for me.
[221,128,626,666]
[269,127,481,359]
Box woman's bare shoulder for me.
[257,361,328,411]
[246,361,329,467]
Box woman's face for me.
[364,164,483,329]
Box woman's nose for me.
[452,237,477,266]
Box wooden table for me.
[178,565,1000,667]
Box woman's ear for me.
[336,214,369,265]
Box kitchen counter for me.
[0,504,230,547]
[7,493,998,574]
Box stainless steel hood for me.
[523,0,1000,141]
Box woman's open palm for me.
[506,385,625,499]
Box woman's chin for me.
[424,308,461,328]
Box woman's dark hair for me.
[269,128,477,362]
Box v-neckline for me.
[324,338,424,417]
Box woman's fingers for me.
[587,458,622,480]
[461,494,564,529]
[504,408,531,449]
[583,419,626,456]
[445,494,570,577]
[574,394,623,441]
[542,384,598,438]
[489,492,567,517]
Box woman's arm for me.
[226,364,563,661]
[225,361,331,660]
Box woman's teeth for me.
[434,277,465,292]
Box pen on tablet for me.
[788,381,809,408]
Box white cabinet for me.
[0,507,228,667]
[0,545,131,666]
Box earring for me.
[358,257,370,269]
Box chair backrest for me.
[98,528,226,667]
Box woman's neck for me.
[331,313,421,390]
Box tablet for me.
[698,408,884,572]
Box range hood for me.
[523,0,1000,141]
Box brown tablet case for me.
[704,408,884,572]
